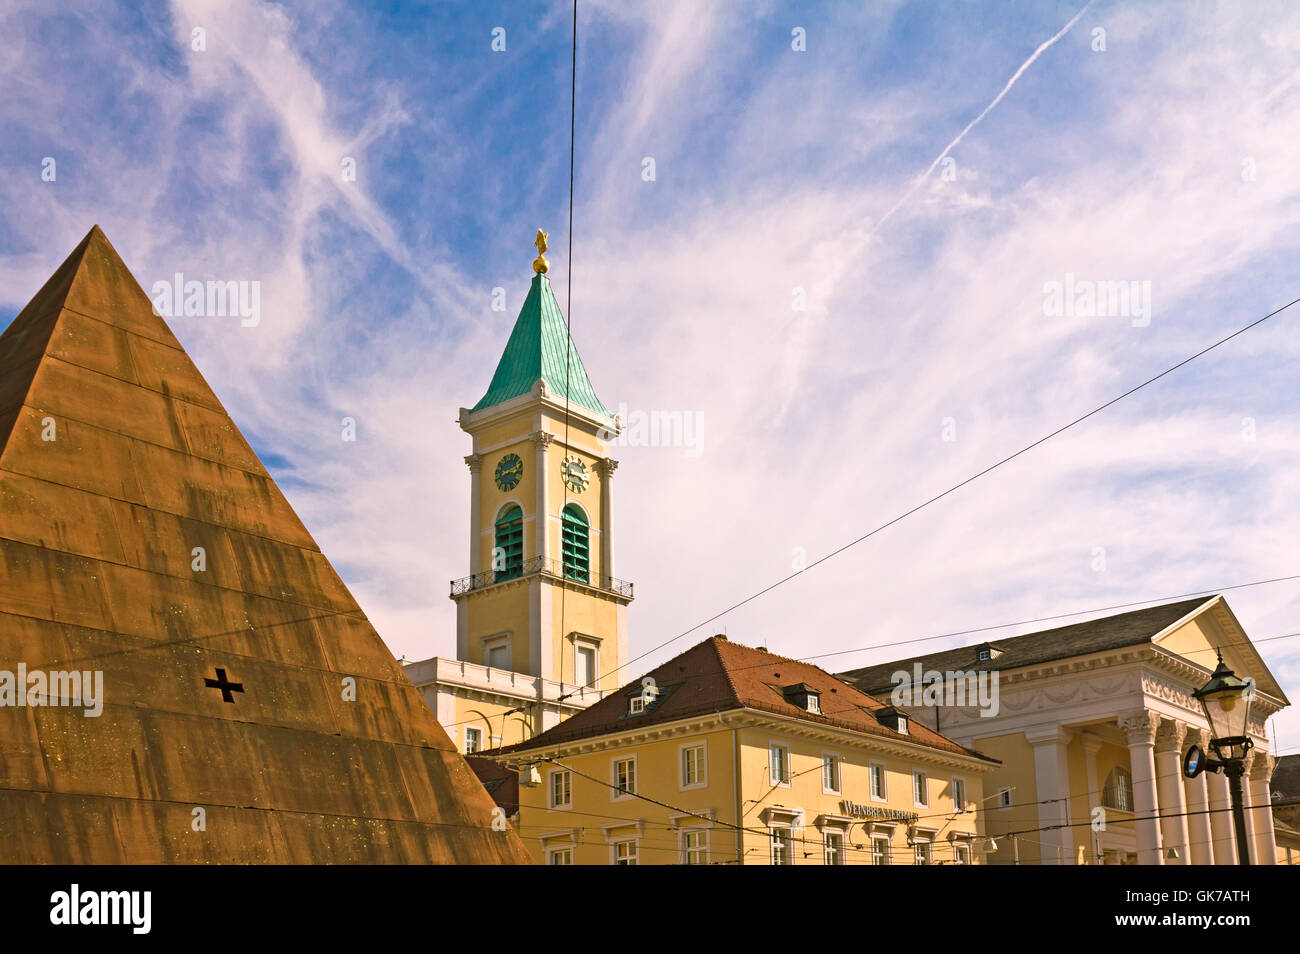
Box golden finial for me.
[532,229,549,274]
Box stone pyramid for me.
[0,226,531,863]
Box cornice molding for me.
[493,707,994,772]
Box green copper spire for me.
[472,268,610,417]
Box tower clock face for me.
[494,453,523,491]
[561,454,590,493]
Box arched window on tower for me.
[561,504,590,583]
[494,504,524,582]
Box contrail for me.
[868,0,1096,236]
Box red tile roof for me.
[492,636,993,762]
[467,756,520,816]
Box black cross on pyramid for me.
[0,226,531,863]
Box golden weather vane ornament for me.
[532,229,549,274]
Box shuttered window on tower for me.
[561,504,589,583]
[494,505,524,582]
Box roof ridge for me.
[708,636,745,708]
[837,596,1221,686]
[0,226,103,452]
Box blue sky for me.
[3,0,1299,753]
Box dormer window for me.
[976,648,991,662]
[782,683,821,713]
[975,642,1002,663]
[629,696,645,715]
[876,705,909,735]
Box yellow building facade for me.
[839,596,1290,865]
[493,636,996,864]
[405,238,630,753]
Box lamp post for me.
[1182,651,1254,866]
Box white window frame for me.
[547,846,573,865]
[769,742,791,788]
[913,770,929,808]
[611,839,638,865]
[951,775,967,813]
[871,835,890,866]
[997,786,1013,810]
[549,769,572,810]
[464,727,482,754]
[869,761,888,802]
[769,827,793,866]
[628,696,645,715]
[611,755,638,801]
[574,640,599,688]
[680,742,707,791]
[823,830,846,866]
[821,752,842,795]
[955,843,971,865]
[680,827,709,865]
[914,840,932,866]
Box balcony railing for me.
[450,556,634,600]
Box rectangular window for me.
[682,829,708,865]
[822,755,841,794]
[913,771,929,807]
[465,727,482,754]
[824,832,846,866]
[997,786,1013,810]
[549,770,572,809]
[485,641,510,670]
[770,828,792,865]
[952,777,966,813]
[614,758,637,798]
[548,847,573,865]
[769,744,790,786]
[870,763,887,801]
[955,844,971,865]
[914,841,932,866]
[682,744,706,788]
[575,645,596,687]
[872,836,890,866]
[613,840,638,865]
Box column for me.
[595,458,618,586]
[1154,719,1190,864]
[1182,727,1215,865]
[465,453,483,575]
[1249,751,1277,865]
[1206,768,1236,865]
[1119,710,1163,865]
[1239,751,1258,865]
[1026,725,1074,865]
[1081,733,1104,865]
[529,431,553,564]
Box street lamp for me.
[1182,651,1255,865]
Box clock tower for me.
[404,232,632,750]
